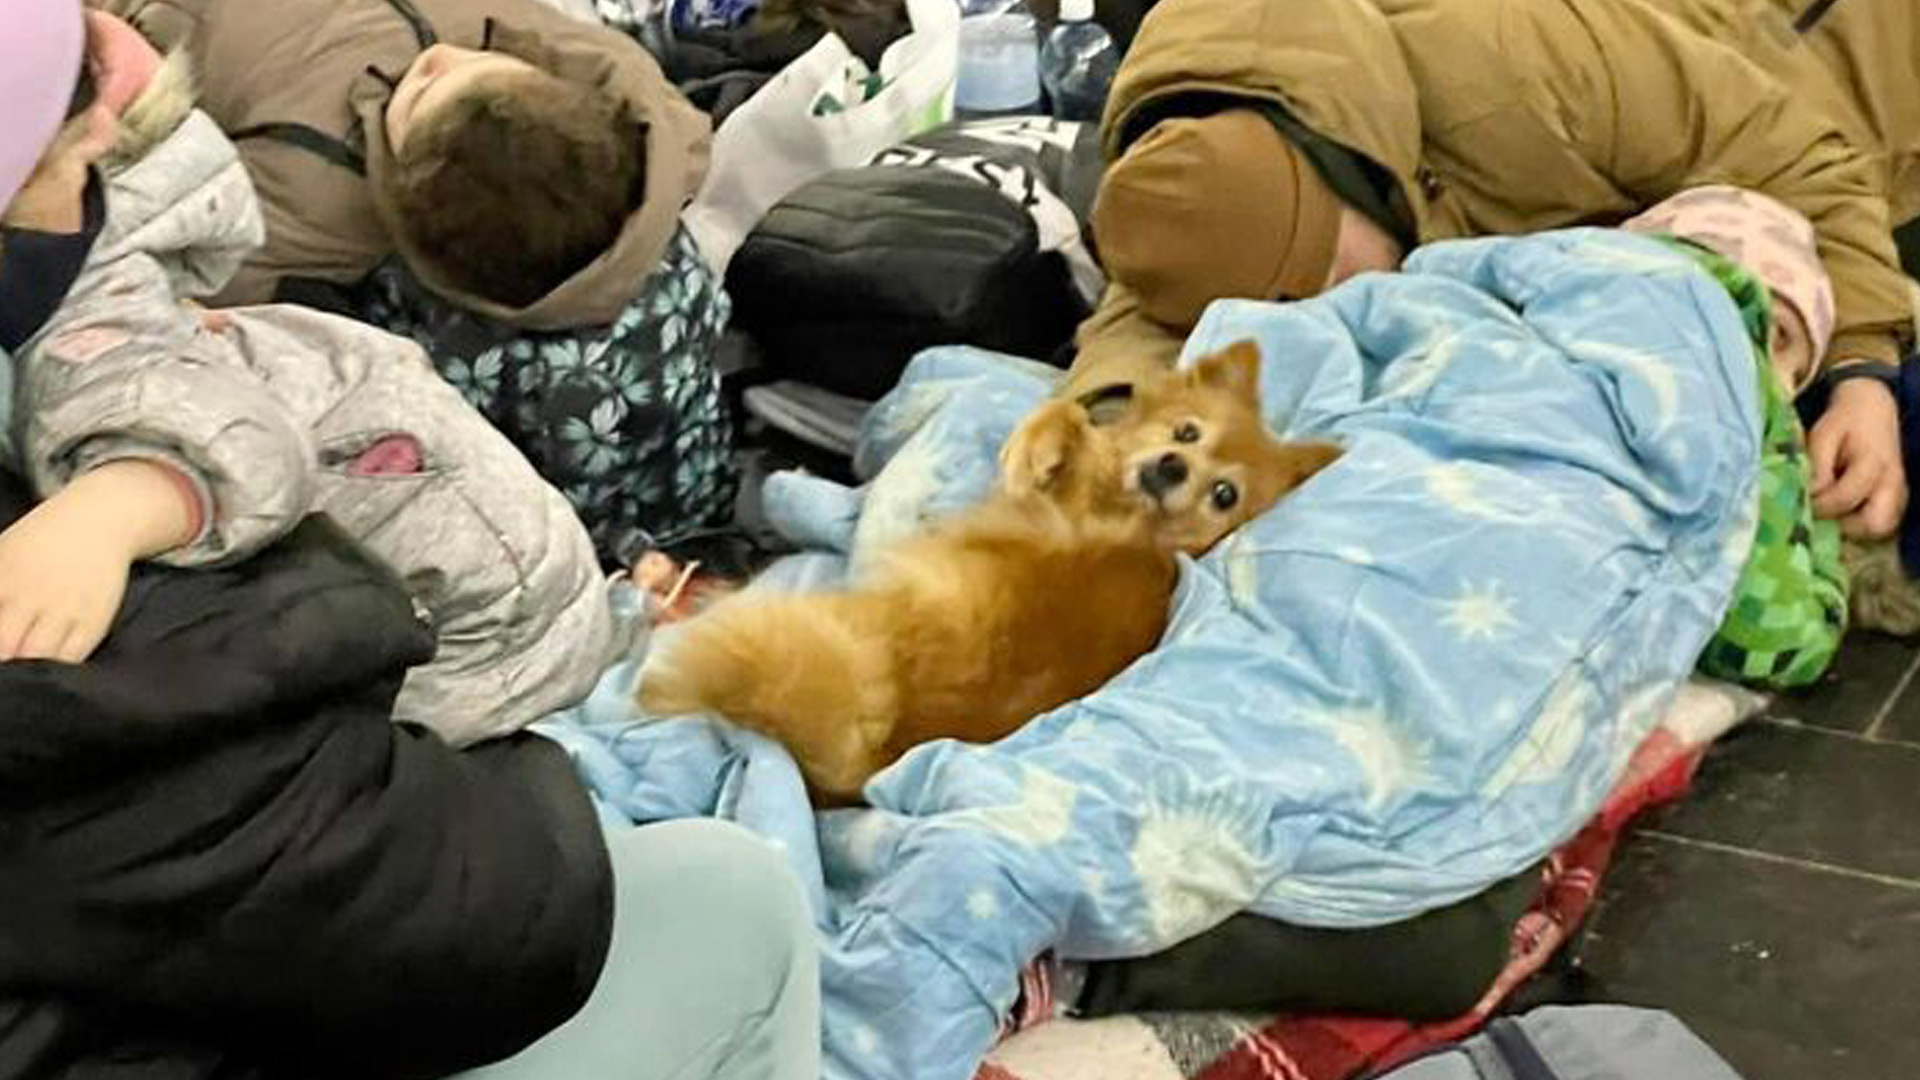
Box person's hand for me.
[0,498,135,662]
[1810,375,1909,539]
[0,460,199,663]
[0,104,115,234]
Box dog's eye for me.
[1210,480,1239,511]
[1173,422,1202,444]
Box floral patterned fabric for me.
[356,226,738,566]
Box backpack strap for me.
[227,122,367,175]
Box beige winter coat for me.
[1641,0,1920,230]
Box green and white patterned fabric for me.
[1679,241,1848,690]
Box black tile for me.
[1646,722,1920,882]
[1566,834,1920,1080]
[1872,675,1920,745]
[1767,632,1917,734]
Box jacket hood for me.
[96,59,265,301]
[1101,0,1432,235]
[102,49,195,171]
[360,18,712,330]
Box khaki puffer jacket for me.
[1069,0,1910,397]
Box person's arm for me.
[0,458,198,661]
[1508,0,1909,368]
[17,307,321,569]
[1504,0,1909,536]
[13,121,317,569]
[1061,282,1187,399]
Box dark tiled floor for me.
[1535,633,1920,1079]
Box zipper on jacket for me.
[364,64,401,93]
[1794,0,1840,32]
[1416,166,1444,202]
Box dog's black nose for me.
[1139,452,1189,498]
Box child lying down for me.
[0,25,614,744]
[1620,185,1849,687]
[1621,184,1835,399]
[1621,184,1920,644]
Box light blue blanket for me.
[537,229,1761,1080]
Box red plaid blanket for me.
[976,680,1759,1080]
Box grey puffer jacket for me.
[11,101,615,746]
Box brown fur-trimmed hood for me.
[361,17,712,330]
[98,0,709,325]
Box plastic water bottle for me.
[1039,0,1117,122]
[627,0,675,63]
[955,0,1042,117]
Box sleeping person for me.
[0,8,615,744]
[95,0,738,567]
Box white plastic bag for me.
[681,0,959,275]
[533,0,604,21]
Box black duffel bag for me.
[727,117,1105,400]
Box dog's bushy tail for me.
[637,593,900,798]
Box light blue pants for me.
[457,819,820,1080]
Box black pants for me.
[1076,866,1543,1021]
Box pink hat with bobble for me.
[1622,185,1836,387]
[0,0,87,211]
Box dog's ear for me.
[1273,439,1344,490]
[1000,398,1087,495]
[1189,340,1263,401]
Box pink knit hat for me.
[1623,185,1835,392]
[0,0,87,211]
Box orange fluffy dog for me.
[638,341,1341,803]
